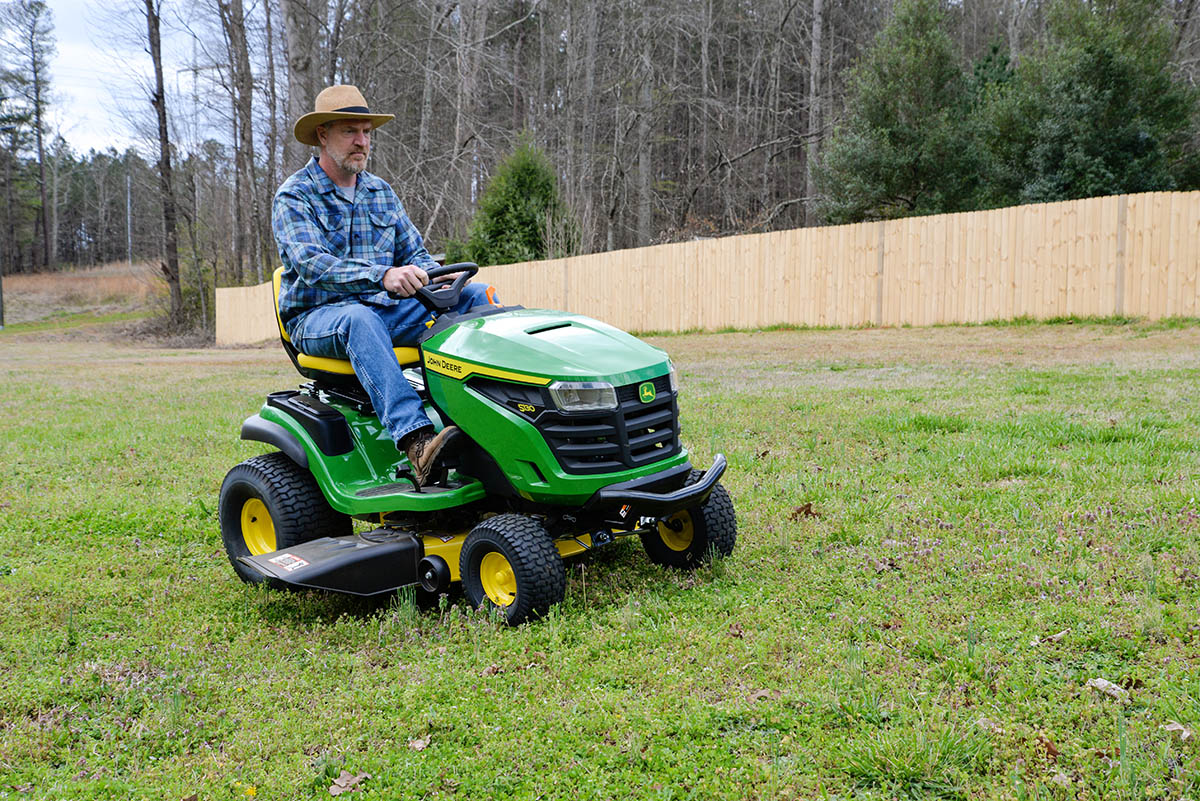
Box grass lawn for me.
[1,320,1199,800]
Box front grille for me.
[538,375,679,474]
[469,374,680,474]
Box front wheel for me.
[218,452,350,584]
[641,473,737,570]
[460,514,565,626]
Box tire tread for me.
[218,451,350,584]
[461,514,566,625]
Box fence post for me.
[1115,194,1127,317]
[875,220,886,326]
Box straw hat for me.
[293,85,395,146]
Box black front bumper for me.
[579,454,727,526]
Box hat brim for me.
[294,111,395,146]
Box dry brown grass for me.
[655,322,1200,378]
[3,261,161,324]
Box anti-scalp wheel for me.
[641,470,737,570]
[218,451,350,584]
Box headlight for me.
[548,381,617,413]
[668,362,679,393]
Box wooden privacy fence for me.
[216,191,1200,345]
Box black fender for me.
[240,414,309,468]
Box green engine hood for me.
[423,308,670,385]
[421,307,687,505]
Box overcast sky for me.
[44,0,183,154]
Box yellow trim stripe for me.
[423,352,551,386]
[296,347,420,374]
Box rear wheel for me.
[460,514,565,625]
[218,452,350,584]
[641,472,737,570]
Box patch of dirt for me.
[649,324,1200,388]
[5,315,1199,379]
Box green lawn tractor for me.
[217,263,736,625]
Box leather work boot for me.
[404,426,460,488]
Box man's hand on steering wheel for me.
[433,270,471,285]
[382,264,429,297]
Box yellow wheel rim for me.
[658,512,695,552]
[479,551,517,607]
[240,498,276,555]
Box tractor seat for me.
[272,267,420,387]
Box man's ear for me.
[315,124,327,146]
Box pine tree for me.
[817,0,984,223]
[454,136,577,266]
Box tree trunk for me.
[0,145,7,325]
[3,138,15,276]
[219,0,263,282]
[50,139,60,264]
[580,0,598,251]
[229,94,245,284]
[427,0,488,237]
[417,1,442,169]
[26,8,50,267]
[636,37,653,247]
[804,0,824,225]
[264,0,281,197]
[144,0,184,326]
[279,0,320,170]
[327,0,348,85]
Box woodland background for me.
[3,0,1200,332]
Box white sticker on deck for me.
[268,553,309,572]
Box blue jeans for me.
[292,284,491,445]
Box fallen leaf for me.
[756,449,770,459]
[1032,628,1071,647]
[329,770,370,797]
[748,689,774,703]
[408,735,431,751]
[975,717,1003,734]
[482,664,501,676]
[182,796,198,801]
[789,503,820,521]
[1037,733,1061,760]
[1164,721,1193,742]
[869,557,898,573]
[728,622,744,638]
[1086,677,1130,702]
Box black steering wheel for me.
[392,262,480,314]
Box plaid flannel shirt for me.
[272,157,438,337]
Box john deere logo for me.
[638,382,656,403]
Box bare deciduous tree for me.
[144,0,184,325]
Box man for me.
[273,85,489,487]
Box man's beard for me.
[337,150,368,175]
